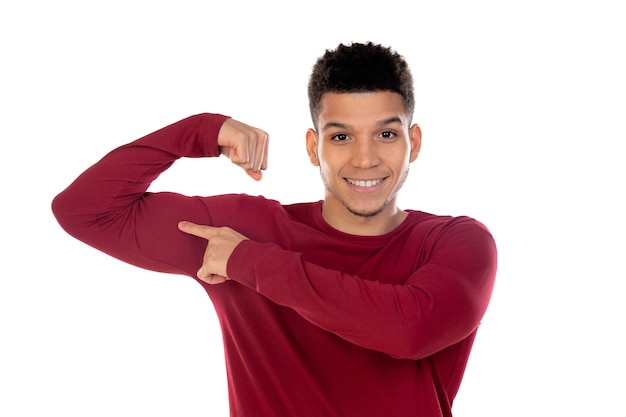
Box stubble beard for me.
[345,199,391,218]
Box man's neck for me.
[321,202,408,236]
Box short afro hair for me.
[308,42,415,128]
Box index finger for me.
[177,221,218,240]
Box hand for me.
[217,118,269,181]
[178,221,249,284]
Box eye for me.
[331,133,349,142]
[379,131,397,140]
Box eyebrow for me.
[320,117,403,132]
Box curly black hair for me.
[308,42,415,128]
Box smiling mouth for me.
[346,178,385,188]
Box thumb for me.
[177,221,218,240]
[229,144,249,166]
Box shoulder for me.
[405,210,492,235]
[403,211,496,255]
[399,212,497,286]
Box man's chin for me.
[345,202,389,218]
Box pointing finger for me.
[177,221,219,240]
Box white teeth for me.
[347,178,382,188]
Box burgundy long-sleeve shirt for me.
[52,113,497,417]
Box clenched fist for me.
[218,118,269,181]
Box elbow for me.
[387,330,469,361]
[387,309,483,360]
[381,323,445,360]
[51,191,70,229]
[384,337,438,361]
[51,189,87,239]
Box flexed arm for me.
[51,114,269,277]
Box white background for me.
[1,1,624,416]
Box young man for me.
[52,42,497,417]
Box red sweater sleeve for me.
[51,113,231,277]
[227,218,497,360]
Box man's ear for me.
[306,128,320,166]
[409,124,422,162]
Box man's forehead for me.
[317,92,409,130]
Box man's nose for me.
[351,139,380,168]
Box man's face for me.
[306,91,421,226]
